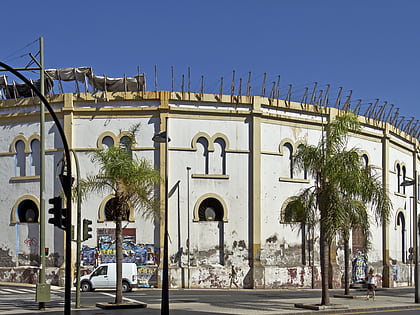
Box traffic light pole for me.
[71,149,82,308]
[0,61,73,315]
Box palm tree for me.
[287,112,390,305]
[79,124,160,304]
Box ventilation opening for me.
[198,198,224,221]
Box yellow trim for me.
[10,135,29,153]
[11,195,40,225]
[278,139,294,155]
[191,174,229,179]
[98,195,135,223]
[97,131,118,150]
[279,178,310,184]
[193,193,228,222]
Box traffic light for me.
[83,219,93,241]
[48,196,67,230]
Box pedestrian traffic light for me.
[83,219,93,241]
[48,196,67,230]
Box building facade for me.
[0,84,418,289]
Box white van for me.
[79,263,138,292]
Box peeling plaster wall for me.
[0,93,418,289]
[264,266,320,288]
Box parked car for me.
[78,263,137,292]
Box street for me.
[1,285,420,314]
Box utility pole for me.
[37,36,50,310]
[0,37,51,309]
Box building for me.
[0,69,418,288]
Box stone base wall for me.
[0,267,62,285]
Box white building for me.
[0,71,418,289]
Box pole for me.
[414,170,419,303]
[38,36,48,311]
[186,166,191,289]
[162,118,169,315]
[71,149,82,308]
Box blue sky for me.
[2,1,419,122]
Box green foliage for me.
[286,112,391,303]
[291,112,391,241]
[79,123,161,221]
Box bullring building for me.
[0,67,418,289]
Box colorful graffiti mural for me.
[352,251,368,284]
[80,240,159,288]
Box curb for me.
[96,301,147,309]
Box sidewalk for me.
[147,288,420,314]
[1,282,419,314]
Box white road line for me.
[1,288,33,294]
[99,291,144,303]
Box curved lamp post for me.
[0,61,73,315]
[152,128,170,315]
[401,171,419,303]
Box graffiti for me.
[80,242,160,287]
[352,251,368,283]
[138,266,158,287]
[23,238,37,247]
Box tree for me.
[286,113,390,305]
[79,124,160,304]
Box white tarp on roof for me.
[45,67,92,83]
[88,74,145,92]
[0,67,145,98]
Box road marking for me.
[334,307,420,314]
[1,288,33,294]
[99,291,144,303]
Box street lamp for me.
[0,61,73,314]
[152,128,170,315]
[401,171,419,303]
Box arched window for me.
[17,199,39,223]
[197,137,209,174]
[104,197,130,221]
[102,136,114,149]
[402,166,407,195]
[119,135,132,150]
[283,143,294,178]
[15,140,26,177]
[397,164,401,193]
[397,212,406,263]
[30,139,40,176]
[362,154,369,169]
[210,138,226,175]
[198,197,224,221]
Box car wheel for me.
[81,281,91,292]
[122,281,131,292]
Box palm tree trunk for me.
[320,221,330,305]
[344,235,350,295]
[115,218,123,304]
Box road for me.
[1,284,420,314]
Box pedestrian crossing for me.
[0,286,64,296]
